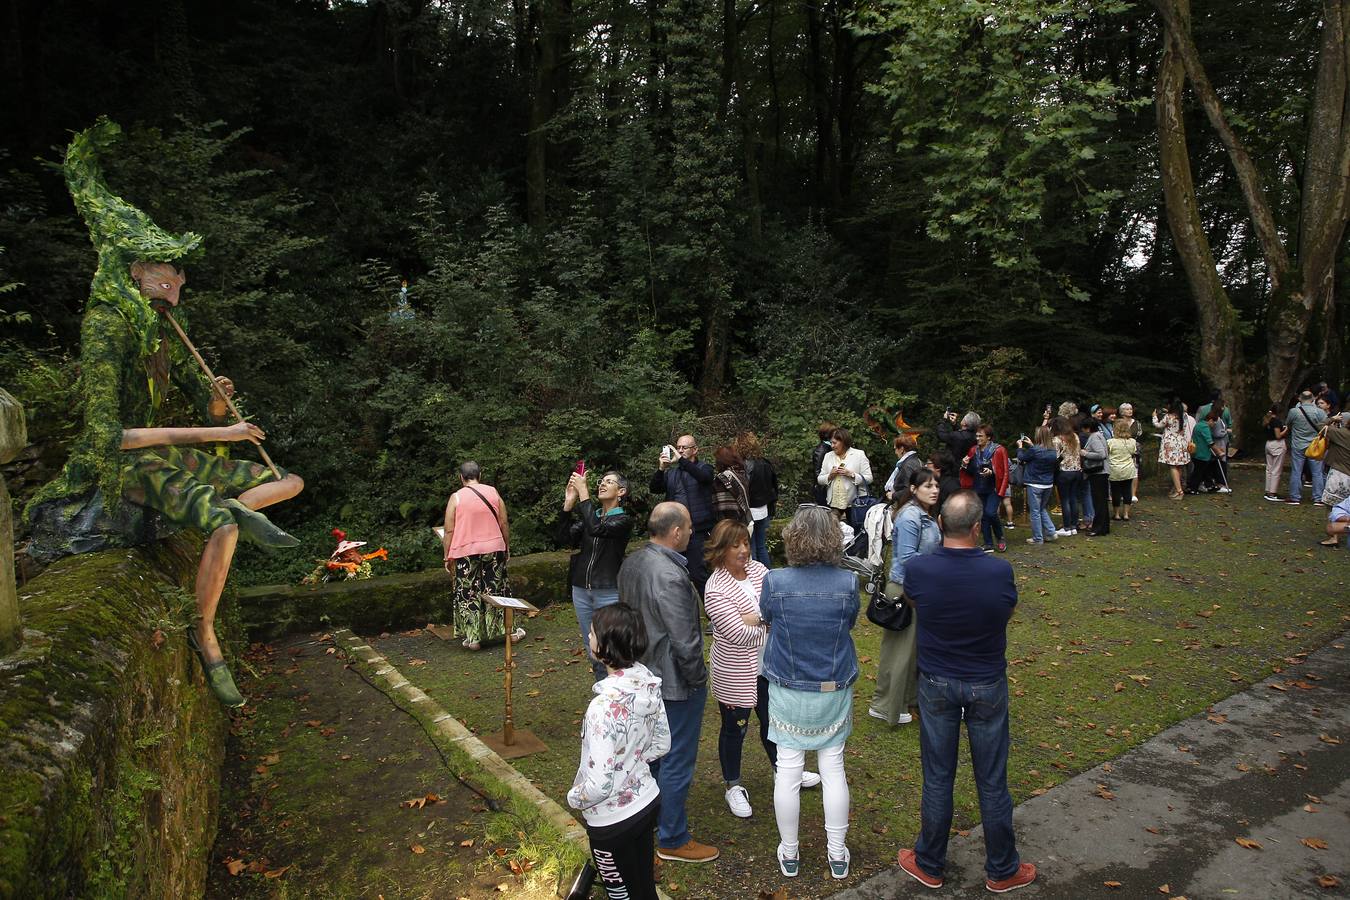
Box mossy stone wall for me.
[0,536,228,899]
[237,550,573,639]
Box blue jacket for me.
[760,564,859,692]
[890,503,940,585]
[649,458,715,530]
[1016,445,1058,487]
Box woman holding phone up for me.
[559,466,635,680]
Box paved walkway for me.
[834,632,1349,899]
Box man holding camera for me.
[650,434,715,593]
[936,411,980,488]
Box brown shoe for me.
[986,862,1037,893]
[656,839,720,863]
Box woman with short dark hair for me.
[818,428,873,517]
[884,433,923,502]
[753,506,859,879]
[963,425,1009,552]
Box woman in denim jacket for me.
[869,468,941,726]
[751,505,860,880]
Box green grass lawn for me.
[367,466,1349,898]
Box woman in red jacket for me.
[963,425,1010,553]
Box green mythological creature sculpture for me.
[26,119,304,707]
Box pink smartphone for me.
[574,459,587,476]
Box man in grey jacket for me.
[1286,390,1328,504]
[618,501,719,864]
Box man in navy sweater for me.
[896,490,1037,894]
[649,434,715,593]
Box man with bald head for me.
[649,434,715,593]
[618,501,719,864]
[895,490,1036,893]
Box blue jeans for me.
[651,685,707,848]
[1026,486,1056,542]
[915,671,1020,881]
[572,586,621,681]
[1289,447,1326,502]
[1079,473,1094,525]
[978,491,1004,548]
[1056,470,1082,530]
[750,517,771,567]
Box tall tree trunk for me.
[1154,6,1250,425]
[1152,0,1350,419]
[804,0,836,210]
[524,0,573,230]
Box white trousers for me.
[774,742,849,860]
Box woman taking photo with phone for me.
[559,469,635,680]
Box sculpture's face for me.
[130,261,186,307]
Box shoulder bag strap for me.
[464,485,509,554]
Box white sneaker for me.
[1054,528,1072,537]
[896,712,913,724]
[725,785,752,818]
[867,707,888,721]
[1216,486,1233,494]
[829,846,851,879]
[1132,495,1139,503]
[801,770,822,788]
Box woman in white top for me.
[817,427,873,516]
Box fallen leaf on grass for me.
[526,689,541,697]
[224,859,246,876]
[263,866,291,879]
[1235,763,1251,772]
[151,628,166,649]
[1095,784,1116,801]
[305,720,322,728]
[1235,837,1262,850]
[325,646,337,655]
[460,838,475,847]
[1103,881,1122,889]
[1301,837,1329,850]
[1304,804,1320,813]
[1145,826,1162,835]
[496,883,510,892]
[261,753,281,765]
[408,658,428,667]
[1307,794,1322,803]
[1206,714,1227,725]
[1128,674,1151,686]
[1317,874,1341,888]
[1114,682,1126,693]
[1158,885,1170,894]
[757,889,790,900]
[401,793,443,810]
[1317,734,1341,745]
[410,844,426,855]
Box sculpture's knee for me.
[284,473,304,498]
[208,522,240,545]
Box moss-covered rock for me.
[236,550,574,639]
[0,536,228,899]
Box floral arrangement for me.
[301,528,389,584]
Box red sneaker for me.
[986,862,1037,893]
[897,849,943,889]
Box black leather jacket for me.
[556,499,634,590]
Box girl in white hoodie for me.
[568,603,671,899]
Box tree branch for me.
[1149,0,1290,287]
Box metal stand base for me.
[480,728,548,759]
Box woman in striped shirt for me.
[703,520,819,819]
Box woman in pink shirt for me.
[443,461,518,649]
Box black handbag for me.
[866,581,913,631]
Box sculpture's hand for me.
[212,376,236,399]
[225,421,265,444]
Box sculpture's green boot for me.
[224,499,300,548]
[187,626,246,708]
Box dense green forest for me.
[1,0,1346,581]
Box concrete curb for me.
[334,628,675,900]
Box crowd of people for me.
[439,380,1349,897]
